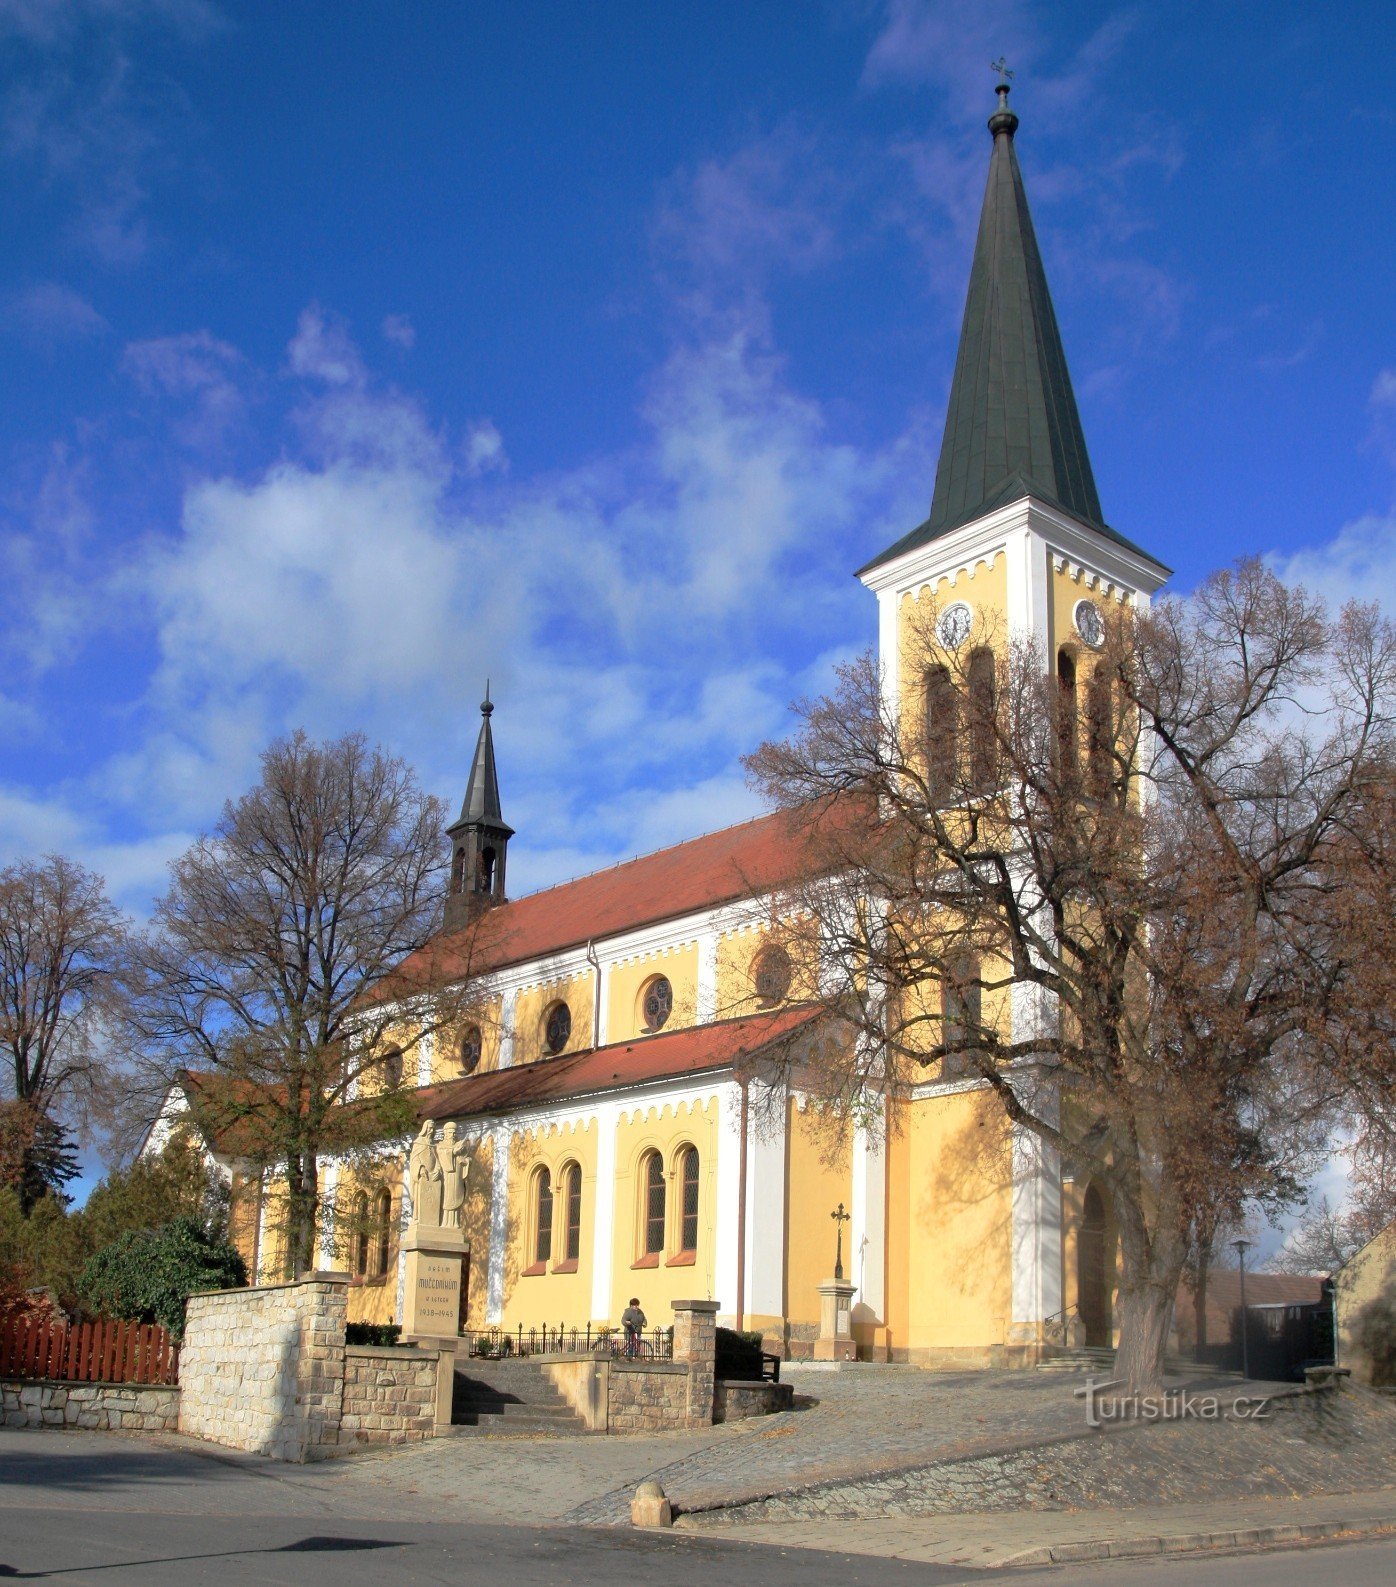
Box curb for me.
[1001,1515,1396,1567]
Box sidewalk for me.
[673,1485,1396,1567]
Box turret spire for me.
[861,79,1148,575]
[445,688,514,929]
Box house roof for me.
[1178,1269,1327,1326]
[418,1006,824,1123]
[860,86,1165,579]
[384,797,871,994]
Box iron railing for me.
[461,1323,674,1361]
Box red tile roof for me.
[384,797,872,993]
[418,1006,824,1122]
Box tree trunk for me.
[1194,1257,1209,1354]
[284,1149,320,1280]
[1113,1280,1176,1396]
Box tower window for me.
[1086,664,1112,792]
[458,1024,483,1075]
[533,1167,553,1266]
[641,1150,665,1256]
[477,846,496,893]
[925,663,959,804]
[753,945,793,1006]
[942,954,982,1078]
[641,975,673,1033]
[1056,648,1079,779]
[967,646,998,793]
[677,1146,700,1253]
[451,848,465,895]
[544,1002,572,1056]
[380,1046,404,1089]
[562,1163,582,1263]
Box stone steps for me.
[451,1359,590,1437]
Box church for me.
[194,83,1171,1365]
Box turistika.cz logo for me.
[1073,1375,1273,1429]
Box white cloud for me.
[462,419,506,475]
[6,280,108,343]
[381,312,416,350]
[1270,509,1396,620]
[287,304,366,387]
[122,329,247,446]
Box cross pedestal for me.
[814,1277,858,1361]
[400,1225,468,1347]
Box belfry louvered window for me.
[677,1146,700,1253]
[642,1152,665,1256]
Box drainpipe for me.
[735,1076,750,1329]
[585,940,602,1046]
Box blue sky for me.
[2,5,1394,957]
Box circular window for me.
[458,1024,482,1074]
[641,976,673,1033]
[544,1002,572,1055]
[753,946,793,1006]
[936,602,973,649]
[1073,599,1104,648]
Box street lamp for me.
[1232,1238,1253,1379]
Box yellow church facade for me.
[190,84,1173,1365]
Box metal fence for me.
[0,1316,179,1386]
[461,1323,673,1361]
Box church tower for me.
[858,78,1170,720]
[444,688,514,931]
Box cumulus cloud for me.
[287,304,366,387]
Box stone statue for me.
[436,1121,471,1228]
[408,1121,443,1230]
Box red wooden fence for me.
[0,1315,178,1385]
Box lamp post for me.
[1232,1238,1253,1379]
[831,1203,850,1282]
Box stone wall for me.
[672,1298,717,1426]
[1337,1220,1396,1387]
[713,1378,795,1422]
[2,1379,179,1432]
[340,1345,449,1447]
[180,1273,347,1461]
[606,1361,690,1431]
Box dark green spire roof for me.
[450,685,513,837]
[862,85,1155,576]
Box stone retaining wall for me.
[1,1379,179,1432]
[179,1271,452,1461]
[714,1378,795,1422]
[607,1360,690,1431]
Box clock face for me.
[1074,599,1104,648]
[937,602,973,649]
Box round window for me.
[459,1024,482,1074]
[753,946,793,1006]
[641,976,673,1032]
[1074,599,1105,648]
[544,1002,572,1055]
[936,601,973,649]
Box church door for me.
[1078,1182,1111,1349]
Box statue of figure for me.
[436,1121,472,1228]
[408,1121,443,1229]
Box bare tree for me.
[0,855,130,1209]
[130,731,488,1276]
[746,561,1395,1393]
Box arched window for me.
[967,646,998,793]
[451,847,465,894]
[562,1163,582,1263]
[1056,648,1079,780]
[942,954,981,1078]
[641,1151,665,1257]
[380,1045,404,1089]
[543,1002,572,1055]
[641,975,673,1033]
[458,1024,483,1074]
[533,1167,553,1266]
[478,846,496,892]
[373,1187,392,1278]
[925,663,958,804]
[1086,664,1112,793]
[676,1146,700,1253]
[351,1189,370,1278]
[753,945,792,1007]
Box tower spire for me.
[861,78,1149,575]
[444,688,514,929]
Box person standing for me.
[621,1297,646,1358]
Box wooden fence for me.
[0,1315,178,1386]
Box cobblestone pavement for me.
[677,1380,1396,1529]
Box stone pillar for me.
[400,1226,468,1348]
[814,1278,857,1361]
[671,1299,718,1428]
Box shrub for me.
[345,1322,402,1347]
[77,1216,247,1336]
[715,1326,765,1380]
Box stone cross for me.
[831,1202,850,1282]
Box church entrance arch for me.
[1078,1181,1112,1349]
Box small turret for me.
[444,685,514,930]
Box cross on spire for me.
[990,56,1013,86]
